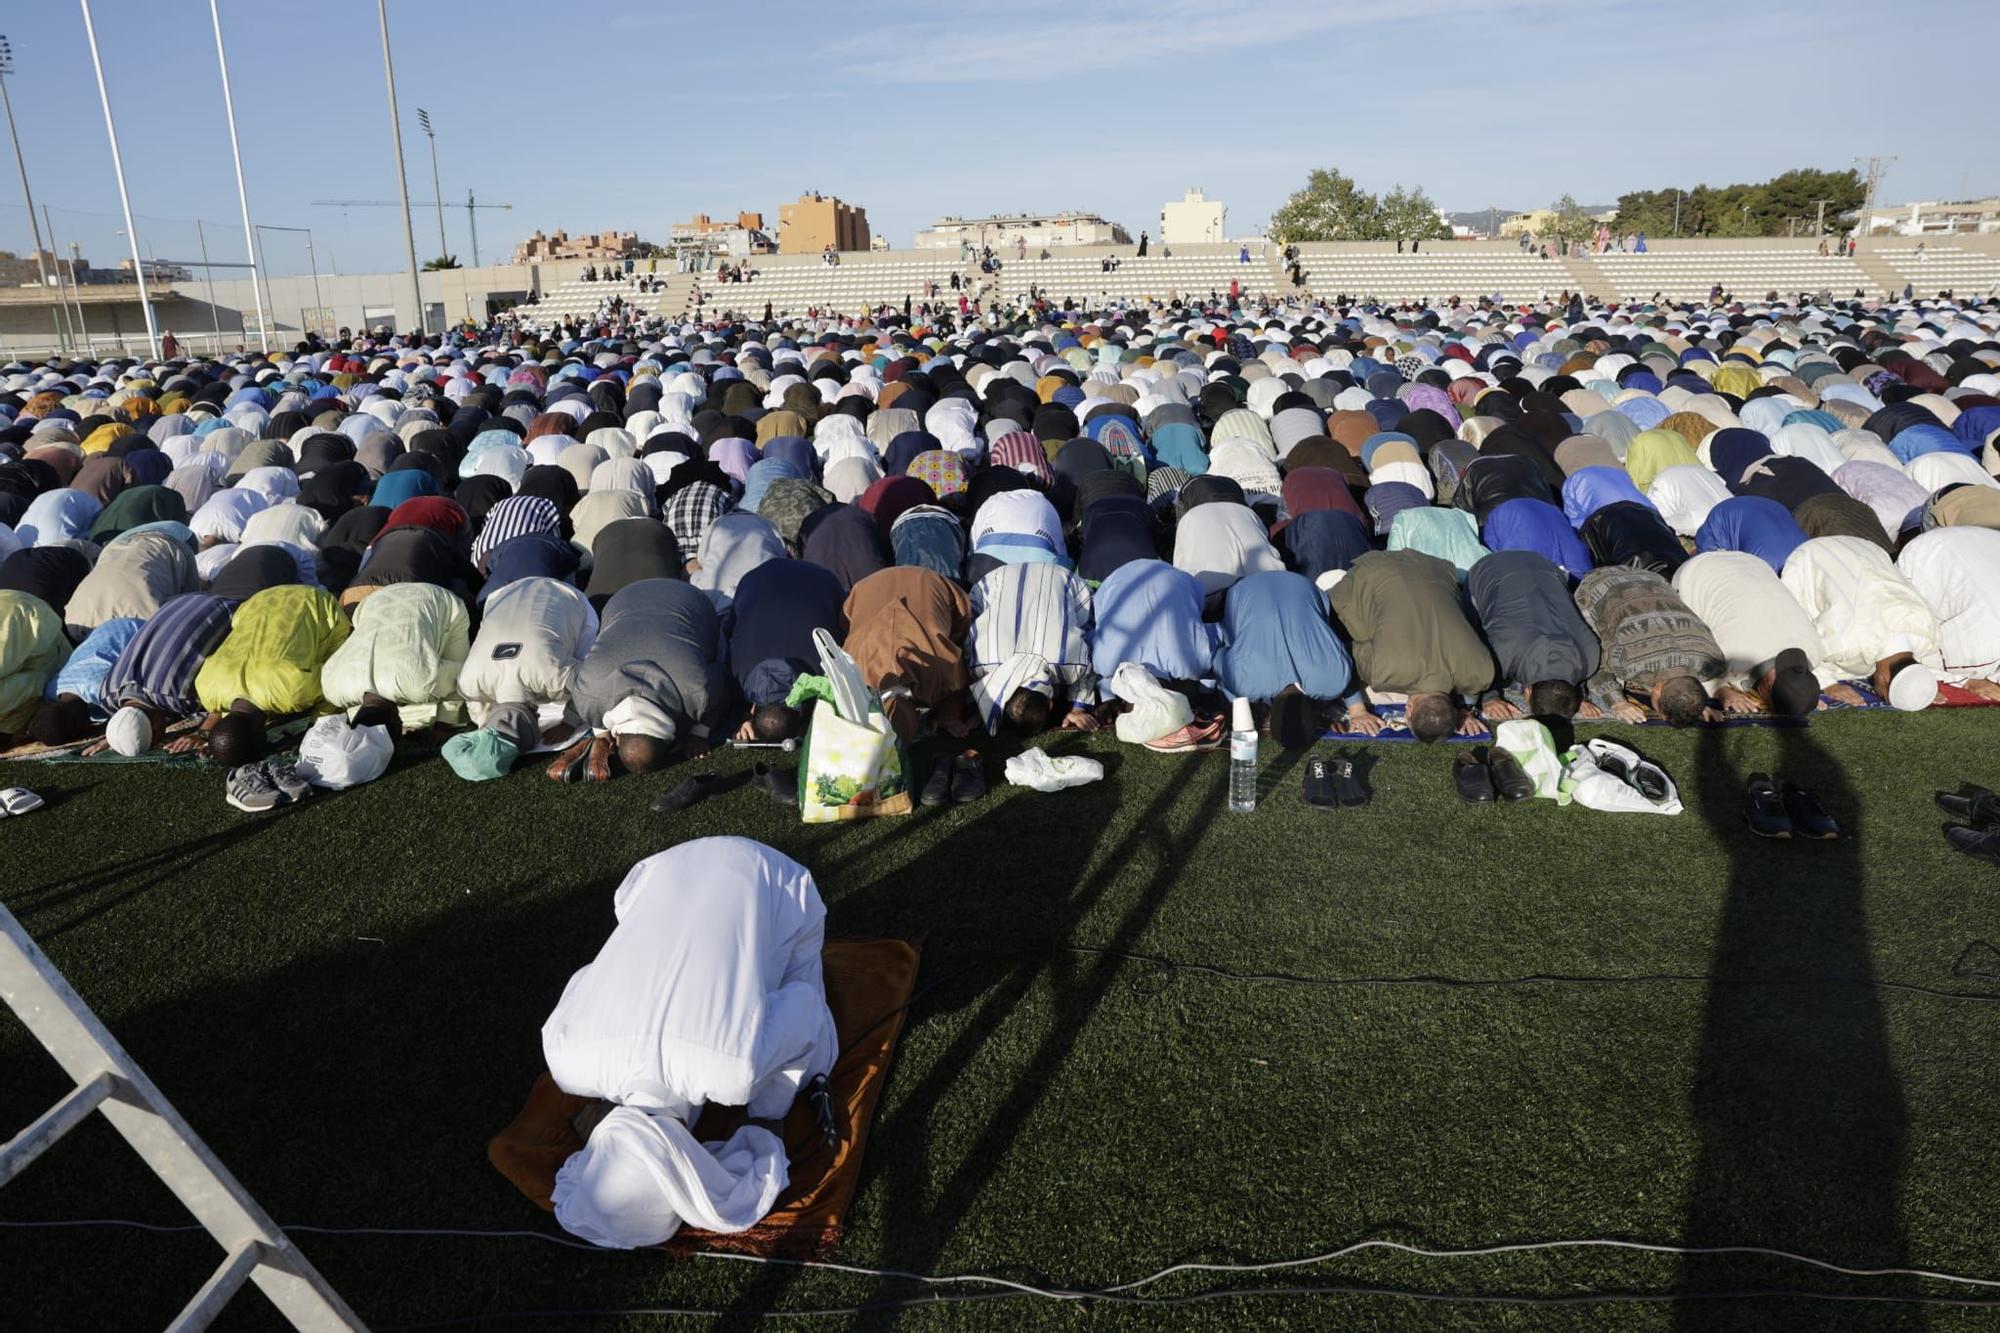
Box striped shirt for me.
[967,563,1097,727]
[101,593,235,715]
[1574,565,1724,709]
[472,496,561,568]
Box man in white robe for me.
[541,837,839,1249]
[1895,526,2000,700]
[1672,550,1841,712]
[1780,535,1943,711]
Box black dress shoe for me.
[950,751,987,803]
[1936,786,2000,828]
[651,772,720,813]
[1454,751,1495,803]
[920,761,953,807]
[1946,824,2000,866]
[1745,773,1792,838]
[1488,747,1536,802]
[1781,782,1839,839]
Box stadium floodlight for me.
[0,35,54,291]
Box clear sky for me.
[1,0,1991,277]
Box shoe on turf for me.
[751,762,797,808]
[226,763,282,813]
[1781,782,1839,840]
[651,772,719,813]
[1744,773,1792,839]
[262,757,310,804]
[950,751,987,803]
[920,759,953,807]
[1488,747,1536,802]
[1303,757,1337,809]
[1936,786,2000,828]
[0,786,44,816]
[1945,824,2000,867]
[1453,750,1495,804]
[1330,755,1368,808]
[1144,718,1224,753]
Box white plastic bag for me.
[1003,747,1105,792]
[1110,663,1192,745]
[1560,738,1682,816]
[295,714,393,790]
[1493,718,1564,801]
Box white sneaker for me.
[225,764,282,813]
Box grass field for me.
[4,710,2000,1330]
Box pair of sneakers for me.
[1744,773,1838,840]
[226,758,310,813]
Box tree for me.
[1270,168,1383,243]
[1545,194,1595,250]
[1379,185,1452,242]
[423,255,461,271]
[1612,168,1863,238]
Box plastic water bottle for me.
[1228,697,1258,813]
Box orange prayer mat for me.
[488,936,921,1259]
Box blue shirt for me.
[1695,496,1806,574]
[1213,571,1354,703]
[1482,498,1593,580]
[1090,560,1218,694]
[47,617,144,717]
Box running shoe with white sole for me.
[226,763,283,813]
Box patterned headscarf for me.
[907,449,969,498]
[988,430,1055,486]
[664,480,729,563]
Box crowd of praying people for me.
[3,286,2000,844]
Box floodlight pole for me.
[79,0,158,358]
[42,206,78,353]
[419,109,447,264]
[378,0,426,336]
[210,0,268,352]
[195,219,223,346]
[0,41,52,291]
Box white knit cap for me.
[106,705,152,757]
[1887,663,1939,712]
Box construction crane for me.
[312,191,514,267]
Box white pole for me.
[209,0,266,353]
[378,0,425,336]
[79,0,158,359]
[0,61,52,290]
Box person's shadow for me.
[1677,722,1922,1326]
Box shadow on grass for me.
[1677,722,1922,1325]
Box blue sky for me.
[1,0,1991,276]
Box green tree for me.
[1611,168,1864,238]
[1269,168,1382,243]
[423,255,461,271]
[1379,185,1451,242]
[1545,194,1595,250]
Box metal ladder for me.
[0,901,366,1331]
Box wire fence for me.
[0,201,328,286]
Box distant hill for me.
[1444,205,1619,231]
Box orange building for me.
[778,192,869,254]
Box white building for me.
[1160,188,1227,246]
[914,212,1131,250]
[1868,198,2000,236]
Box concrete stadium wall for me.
[3,235,1996,360]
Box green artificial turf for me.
[4,711,2000,1330]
